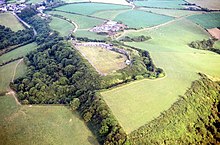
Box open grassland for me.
[0,61,99,145]
[0,96,99,145]
[76,46,127,75]
[187,0,220,10]
[26,0,43,4]
[55,3,130,15]
[138,7,202,18]
[61,0,89,3]
[91,9,130,20]
[134,0,186,9]
[0,12,24,32]
[46,11,104,29]
[0,43,38,65]
[214,40,220,49]
[114,10,173,28]
[101,19,220,133]
[49,16,74,37]
[188,13,220,29]
[75,30,107,40]
[90,0,130,5]
[0,60,25,93]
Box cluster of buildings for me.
[0,2,27,13]
[90,20,128,36]
[75,42,131,65]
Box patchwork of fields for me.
[0,12,24,32]
[101,19,220,133]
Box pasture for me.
[75,30,107,40]
[55,3,130,15]
[76,45,127,75]
[49,16,74,37]
[101,19,220,133]
[0,43,38,65]
[26,0,43,4]
[91,9,130,20]
[214,40,220,49]
[46,11,104,29]
[0,12,24,32]
[134,0,186,9]
[188,13,220,29]
[138,7,202,18]
[61,0,89,3]
[187,0,220,10]
[0,60,99,145]
[114,10,173,28]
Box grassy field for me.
[187,0,220,10]
[0,43,38,65]
[138,7,202,18]
[75,30,107,40]
[49,16,74,37]
[55,3,130,15]
[134,0,186,9]
[46,11,104,29]
[60,0,89,3]
[0,60,99,145]
[214,40,220,49]
[0,12,24,32]
[26,0,43,3]
[188,13,220,29]
[91,9,130,20]
[101,18,220,133]
[114,10,173,28]
[76,45,127,75]
[0,96,99,145]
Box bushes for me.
[119,35,151,42]
[128,74,220,144]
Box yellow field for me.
[76,45,127,75]
[0,12,24,31]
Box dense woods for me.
[189,39,220,54]
[119,35,151,42]
[0,25,34,50]
[128,74,220,144]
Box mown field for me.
[49,16,74,37]
[0,12,24,32]
[76,45,127,75]
[0,43,38,65]
[134,0,186,9]
[55,3,130,15]
[101,19,220,133]
[114,10,173,28]
[0,60,99,145]
[46,11,104,29]
[188,13,220,29]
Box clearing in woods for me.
[76,45,127,75]
[0,12,24,32]
[101,19,220,133]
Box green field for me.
[49,16,74,37]
[61,0,89,3]
[188,13,220,29]
[0,43,38,65]
[101,19,220,133]
[75,30,107,40]
[114,10,174,28]
[26,0,43,3]
[0,96,99,145]
[0,60,99,145]
[92,9,130,20]
[134,0,186,9]
[214,40,220,49]
[76,45,127,75]
[0,13,24,32]
[139,7,202,18]
[46,11,104,29]
[55,3,130,15]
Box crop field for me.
[55,3,130,15]
[101,19,220,133]
[138,7,202,18]
[188,13,220,29]
[0,12,24,32]
[133,0,186,9]
[0,43,38,65]
[187,0,220,10]
[76,45,127,75]
[0,60,98,145]
[46,11,104,29]
[49,16,74,37]
[114,10,174,28]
